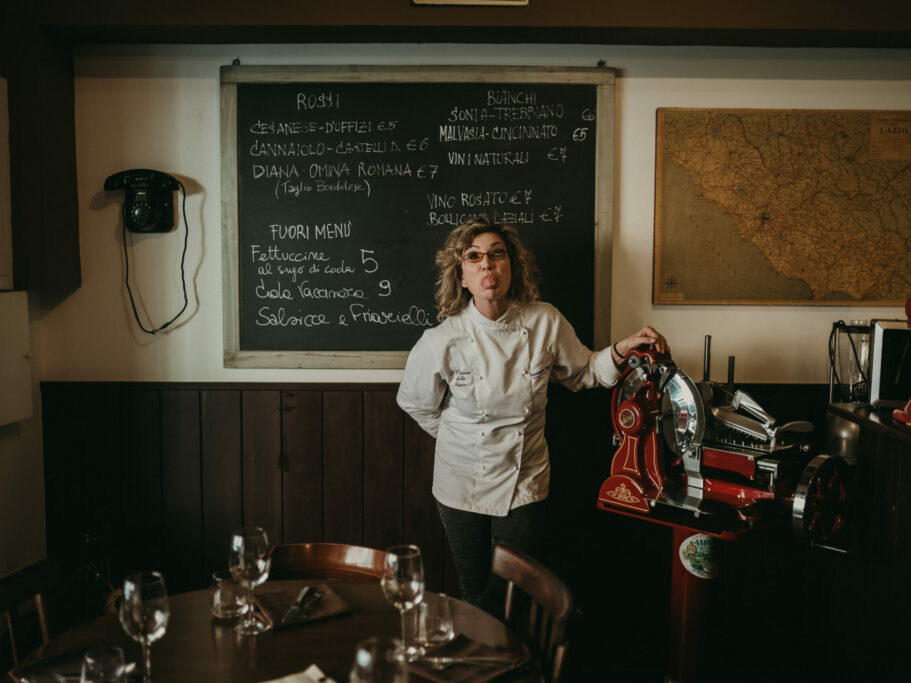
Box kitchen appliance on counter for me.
[596,337,854,683]
[828,313,911,411]
[597,336,850,550]
[828,320,871,405]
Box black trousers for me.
[436,498,547,617]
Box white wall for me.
[48,43,908,385]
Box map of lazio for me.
[654,108,911,305]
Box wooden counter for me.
[805,403,911,682]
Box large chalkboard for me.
[220,66,615,368]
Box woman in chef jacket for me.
[397,215,668,612]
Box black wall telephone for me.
[103,168,189,334]
[104,169,180,232]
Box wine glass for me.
[119,571,169,682]
[228,526,272,635]
[349,636,409,682]
[381,545,425,659]
[81,645,126,682]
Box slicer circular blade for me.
[659,369,705,457]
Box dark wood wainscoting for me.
[44,381,860,681]
[40,382,452,600]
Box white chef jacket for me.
[396,300,620,516]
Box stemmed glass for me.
[228,526,272,635]
[381,545,425,659]
[119,572,169,682]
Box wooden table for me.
[11,581,539,682]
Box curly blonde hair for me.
[434,215,540,321]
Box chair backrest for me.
[0,557,60,669]
[492,543,573,683]
[268,542,386,581]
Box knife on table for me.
[282,585,324,623]
[418,655,524,669]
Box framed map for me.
[654,108,911,305]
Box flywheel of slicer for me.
[792,454,851,548]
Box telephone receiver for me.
[104,169,180,233]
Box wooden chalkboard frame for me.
[220,65,615,368]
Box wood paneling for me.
[40,382,454,600]
[363,390,403,552]
[808,404,911,682]
[322,391,364,545]
[893,438,911,614]
[160,390,202,594]
[281,390,323,543]
[40,383,123,629]
[241,391,282,542]
[119,389,162,577]
[200,390,242,576]
[853,427,904,682]
[42,384,120,578]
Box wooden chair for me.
[0,557,60,670]
[268,542,386,581]
[492,543,573,683]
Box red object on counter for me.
[893,398,911,425]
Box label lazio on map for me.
[870,114,911,160]
[654,108,911,305]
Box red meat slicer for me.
[597,337,850,548]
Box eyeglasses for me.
[462,248,508,264]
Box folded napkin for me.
[258,664,336,683]
[253,582,351,629]
[408,634,533,683]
